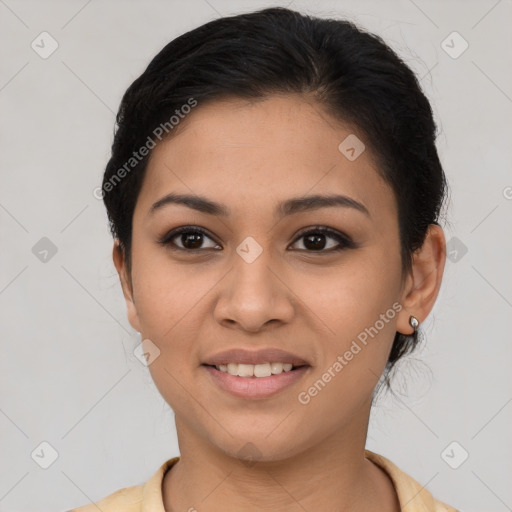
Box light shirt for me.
[69,449,459,511]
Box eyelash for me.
[158,225,356,254]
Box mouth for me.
[201,348,311,399]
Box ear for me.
[112,239,141,333]
[396,224,446,335]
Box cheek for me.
[298,252,401,391]
[130,246,209,341]
[307,253,400,339]
[294,273,399,421]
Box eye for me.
[159,226,221,251]
[289,226,355,252]
[158,225,355,253]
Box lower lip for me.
[203,365,310,399]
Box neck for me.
[162,399,398,512]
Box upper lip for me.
[202,348,310,366]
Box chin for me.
[206,424,313,465]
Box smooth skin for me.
[113,94,446,512]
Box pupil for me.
[304,234,326,250]
[182,233,203,249]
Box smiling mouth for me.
[202,362,310,399]
[203,362,308,378]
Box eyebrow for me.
[148,192,370,218]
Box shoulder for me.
[67,456,180,512]
[68,484,143,512]
[364,449,460,512]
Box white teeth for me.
[215,362,297,377]
[254,363,271,377]
[270,362,283,374]
[227,363,238,376]
[237,364,254,377]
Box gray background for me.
[1,1,511,511]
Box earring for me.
[409,315,419,333]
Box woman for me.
[72,6,458,511]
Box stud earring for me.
[409,315,419,333]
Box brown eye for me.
[159,226,221,251]
[290,227,355,252]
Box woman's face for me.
[115,94,419,461]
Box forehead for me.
[135,95,396,222]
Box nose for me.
[213,247,295,333]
